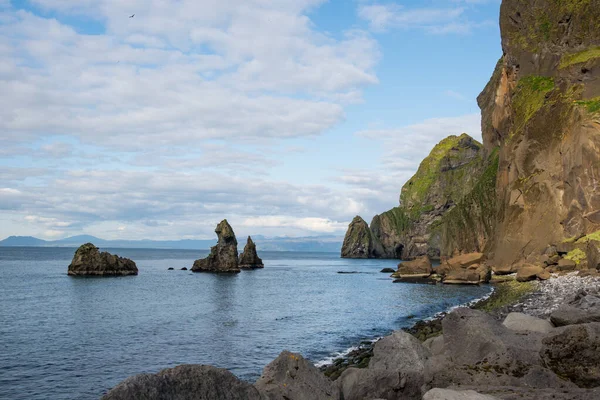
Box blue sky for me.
[0,0,502,240]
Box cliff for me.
[343,0,600,265]
[342,134,489,259]
[483,0,600,266]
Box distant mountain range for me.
[0,234,343,253]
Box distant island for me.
[0,234,343,252]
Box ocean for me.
[0,247,491,399]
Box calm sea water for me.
[0,247,491,399]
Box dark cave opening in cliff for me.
[395,244,404,259]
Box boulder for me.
[515,264,544,282]
[502,313,554,334]
[255,351,339,400]
[587,240,600,270]
[380,268,395,273]
[338,330,430,400]
[492,264,517,275]
[445,253,485,269]
[192,220,240,273]
[557,258,576,271]
[341,216,384,259]
[423,335,445,356]
[337,368,407,400]
[168,267,174,270]
[68,243,138,276]
[238,236,264,269]
[369,330,431,371]
[540,322,600,388]
[393,256,433,278]
[181,267,188,271]
[443,264,490,285]
[441,308,543,369]
[537,270,551,280]
[550,292,600,327]
[422,388,499,400]
[101,365,261,400]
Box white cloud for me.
[241,216,347,234]
[0,2,379,150]
[358,1,493,34]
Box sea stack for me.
[68,243,138,276]
[239,236,264,269]
[341,216,384,259]
[192,220,240,273]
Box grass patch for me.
[560,47,600,69]
[474,280,537,313]
[565,248,587,265]
[576,230,600,243]
[574,97,600,114]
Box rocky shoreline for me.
[319,272,599,383]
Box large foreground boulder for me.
[502,313,554,334]
[255,351,339,400]
[337,330,430,400]
[515,264,545,282]
[550,291,600,326]
[540,322,600,388]
[192,220,240,273]
[239,236,264,269]
[101,365,261,400]
[422,388,498,400]
[68,243,138,276]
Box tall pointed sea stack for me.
[192,220,240,273]
[239,236,264,269]
[68,243,138,276]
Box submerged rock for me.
[67,243,138,276]
[238,236,264,269]
[192,220,240,273]
[255,351,339,400]
[341,216,384,259]
[101,365,261,400]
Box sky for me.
[0,0,502,241]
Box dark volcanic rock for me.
[341,216,384,259]
[101,365,261,400]
[238,236,264,269]
[550,291,600,327]
[380,268,395,273]
[540,322,600,388]
[181,267,188,271]
[67,243,138,276]
[338,330,431,400]
[255,351,340,400]
[192,220,240,273]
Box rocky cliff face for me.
[68,243,138,276]
[342,134,488,259]
[343,0,600,265]
[341,216,384,258]
[192,220,240,273]
[481,0,600,266]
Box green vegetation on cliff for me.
[511,76,555,139]
[574,97,600,114]
[435,148,499,256]
[560,46,600,68]
[400,133,483,216]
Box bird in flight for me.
[129,14,135,18]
